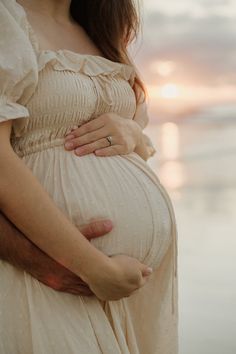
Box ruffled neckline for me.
[36,49,136,84]
[15,0,136,84]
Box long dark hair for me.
[70,0,146,102]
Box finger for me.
[65,287,95,296]
[140,264,153,277]
[74,138,111,156]
[65,125,79,137]
[78,219,113,239]
[65,128,109,150]
[94,145,124,156]
[139,276,149,288]
[69,117,106,138]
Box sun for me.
[150,60,176,77]
[160,83,181,99]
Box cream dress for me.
[0,1,178,353]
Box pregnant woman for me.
[0,0,178,353]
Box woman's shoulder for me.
[0,0,38,133]
[0,0,38,64]
[1,0,27,29]
[0,0,38,51]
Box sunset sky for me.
[130,0,236,120]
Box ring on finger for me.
[106,135,113,146]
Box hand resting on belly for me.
[0,112,154,297]
[64,112,153,161]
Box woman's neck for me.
[17,0,72,24]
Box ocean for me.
[145,110,236,354]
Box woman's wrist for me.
[78,248,112,284]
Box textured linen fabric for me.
[0,1,178,353]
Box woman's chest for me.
[24,67,137,131]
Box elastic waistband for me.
[11,125,74,157]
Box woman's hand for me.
[85,254,153,301]
[64,113,142,157]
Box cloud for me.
[132,11,236,86]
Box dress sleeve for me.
[0,0,38,136]
[132,86,157,159]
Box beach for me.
[146,116,236,354]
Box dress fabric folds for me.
[0,1,178,353]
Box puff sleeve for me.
[132,87,157,159]
[0,0,38,136]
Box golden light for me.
[159,161,186,190]
[150,60,176,77]
[161,122,180,160]
[160,83,181,99]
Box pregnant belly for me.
[23,147,173,269]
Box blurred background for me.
[130,1,236,353]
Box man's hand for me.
[0,212,113,296]
[28,219,113,296]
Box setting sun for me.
[160,83,181,99]
[150,61,176,77]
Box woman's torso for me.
[10,2,173,270]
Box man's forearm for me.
[0,211,115,296]
[0,212,32,269]
[0,212,93,294]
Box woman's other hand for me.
[64,113,142,157]
[85,254,153,301]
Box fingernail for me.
[65,142,73,149]
[75,148,83,155]
[146,267,153,274]
[65,134,75,140]
[103,220,113,228]
[65,129,73,135]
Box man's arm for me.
[0,212,32,269]
[0,212,113,295]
